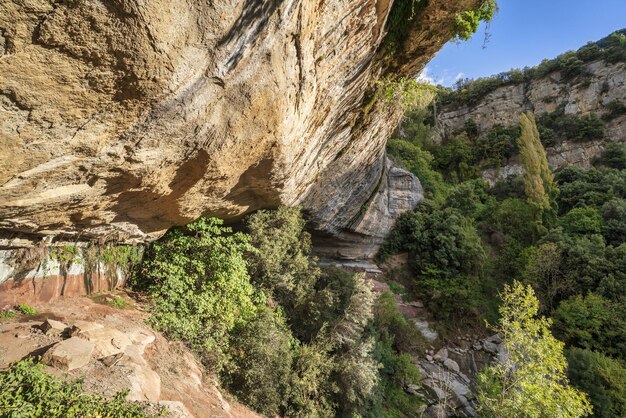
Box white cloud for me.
[417,67,444,86]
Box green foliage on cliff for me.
[138,218,260,368]
[136,207,422,417]
[438,29,626,107]
[453,0,497,41]
[0,358,156,417]
[380,0,497,63]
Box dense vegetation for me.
[0,358,156,417]
[438,29,626,107]
[385,107,626,416]
[135,207,425,417]
[476,282,591,417]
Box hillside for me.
[434,29,626,183]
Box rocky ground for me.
[0,293,260,418]
[367,257,506,418]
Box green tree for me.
[329,273,379,415]
[284,342,336,418]
[476,281,592,418]
[138,218,260,368]
[559,207,604,236]
[223,307,295,416]
[517,112,555,212]
[553,294,626,360]
[601,198,626,245]
[566,348,626,418]
[522,242,570,312]
[246,207,319,308]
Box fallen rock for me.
[482,340,499,354]
[39,319,69,336]
[127,329,156,354]
[406,384,421,396]
[100,352,124,367]
[69,320,104,336]
[43,337,95,371]
[408,300,425,308]
[433,348,448,362]
[443,358,460,373]
[76,327,132,358]
[121,345,162,401]
[426,404,446,418]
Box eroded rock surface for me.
[0,0,479,244]
[0,294,260,418]
[435,59,626,184]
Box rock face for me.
[436,59,626,184]
[313,158,423,259]
[0,295,262,417]
[0,0,479,245]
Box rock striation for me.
[0,0,480,245]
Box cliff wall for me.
[0,0,479,244]
[436,58,626,183]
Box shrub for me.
[381,204,486,319]
[522,242,569,312]
[537,108,604,144]
[374,291,424,354]
[602,99,626,121]
[283,342,336,418]
[490,174,526,200]
[595,142,626,169]
[432,132,480,182]
[387,139,447,199]
[559,207,604,236]
[246,206,319,308]
[16,304,38,316]
[0,358,155,417]
[0,310,16,320]
[601,198,626,245]
[475,124,519,167]
[553,293,626,360]
[556,167,626,214]
[444,179,493,218]
[566,348,626,418]
[137,217,260,369]
[289,266,356,342]
[484,198,541,245]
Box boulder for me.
[43,337,94,370]
[76,326,132,358]
[39,319,69,336]
[443,358,460,373]
[433,348,448,362]
[69,320,104,336]
[482,340,499,354]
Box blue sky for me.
[421,0,626,86]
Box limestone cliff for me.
[0,0,481,246]
[435,54,626,184]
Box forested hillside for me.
[383,31,626,416]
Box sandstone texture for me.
[435,59,626,184]
[0,294,261,417]
[0,0,480,245]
